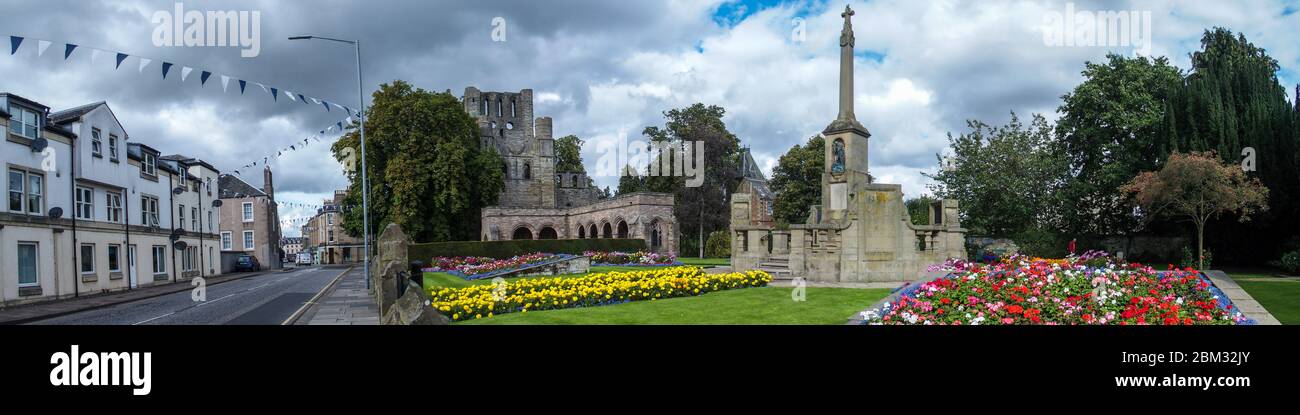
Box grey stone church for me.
[466,87,678,253]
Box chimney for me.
[262,166,274,200]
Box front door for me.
[127,245,138,289]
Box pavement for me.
[1204,270,1283,325]
[22,266,350,325]
[295,267,381,325]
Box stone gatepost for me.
[373,222,449,325]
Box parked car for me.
[297,252,313,265]
[233,254,260,272]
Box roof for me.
[161,154,219,172]
[739,147,767,181]
[50,101,106,124]
[218,174,268,199]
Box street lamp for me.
[289,34,371,289]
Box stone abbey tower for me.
[465,87,679,253]
[730,5,967,282]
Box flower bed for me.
[864,252,1251,325]
[428,266,772,321]
[421,253,567,280]
[584,250,680,266]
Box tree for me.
[640,103,742,257]
[925,113,1067,236]
[1121,151,1269,270]
[904,196,936,225]
[554,135,585,173]
[770,135,824,225]
[332,80,504,242]
[1056,54,1184,235]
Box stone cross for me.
[837,5,856,123]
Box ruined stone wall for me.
[480,192,678,254]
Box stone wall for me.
[480,192,678,253]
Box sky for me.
[2,0,1298,237]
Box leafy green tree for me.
[639,103,742,257]
[770,135,824,225]
[554,135,585,173]
[925,113,1066,236]
[1122,151,1269,270]
[904,196,936,225]
[1055,54,1184,236]
[332,80,504,243]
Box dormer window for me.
[142,153,156,176]
[8,105,40,139]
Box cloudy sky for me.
[2,0,1297,236]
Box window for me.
[91,128,103,156]
[327,213,333,226]
[191,207,198,231]
[152,245,166,274]
[106,192,122,223]
[243,231,255,250]
[141,195,159,226]
[208,211,213,232]
[17,242,38,287]
[75,187,94,219]
[80,244,95,274]
[177,204,185,230]
[142,153,156,176]
[8,105,40,139]
[8,169,43,215]
[108,134,119,161]
[328,229,335,243]
[108,244,121,273]
[182,246,195,272]
[221,232,233,250]
[242,202,253,222]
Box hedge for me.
[408,238,648,261]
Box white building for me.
[1,94,224,307]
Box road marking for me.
[282,266,355,325]
[131,312,175,325]
[195,293,236,307]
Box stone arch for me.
[588,223,598,239]
[616,219,629,239]
[524,162,532,179]
[602,221,613,239]
[577,225,586,239]
[511,225,534,240]
[538,226,558,240]
[648,218,664,251]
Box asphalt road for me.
[29,266,348,325]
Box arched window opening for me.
[616,221,629,238]
[512,227,533,240]
[539,227,558,240]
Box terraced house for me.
[1,94,223,307]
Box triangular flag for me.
[65,43,79,60]
[9,36,23,55]
[270,87,278,101]
[310,97,322,105]
[138,58,152,73]
[298,94,308,103]
[284,90,296,101]
[239,80,247,94]
[337,122,344,131]
[36,40,50,57]
[322,101,331,111]
[161,62,173,79]
[332,103,347,111]
[90,49,101,65]
[115,53,128,69]
[180,66,193,82]
[255,82,268,93]
[221,75,230,92]
[200,71,211,86]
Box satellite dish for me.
[173,240,188,251]
[30,137,48,152]
[211,199,223,208]
[170,228,185,241]
[48,207,63,219]
[172,187,185,195]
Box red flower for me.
[1006,305,1024,315]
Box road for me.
[29,266,349,325]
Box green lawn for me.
[455,286,892,325]
[677,257,730,267]
[1235,279,1300,325]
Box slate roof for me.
[50,101,106,124]
[218,174,268,199]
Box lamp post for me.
[289,35,371,289]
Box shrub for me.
[704,230,731,258]
[1179,246,1213,270]
[585,251,677,265]
[1011,228,1066,258]
[408,238,646,261]
[428,267,772,321]
[1278,250,1300,274]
